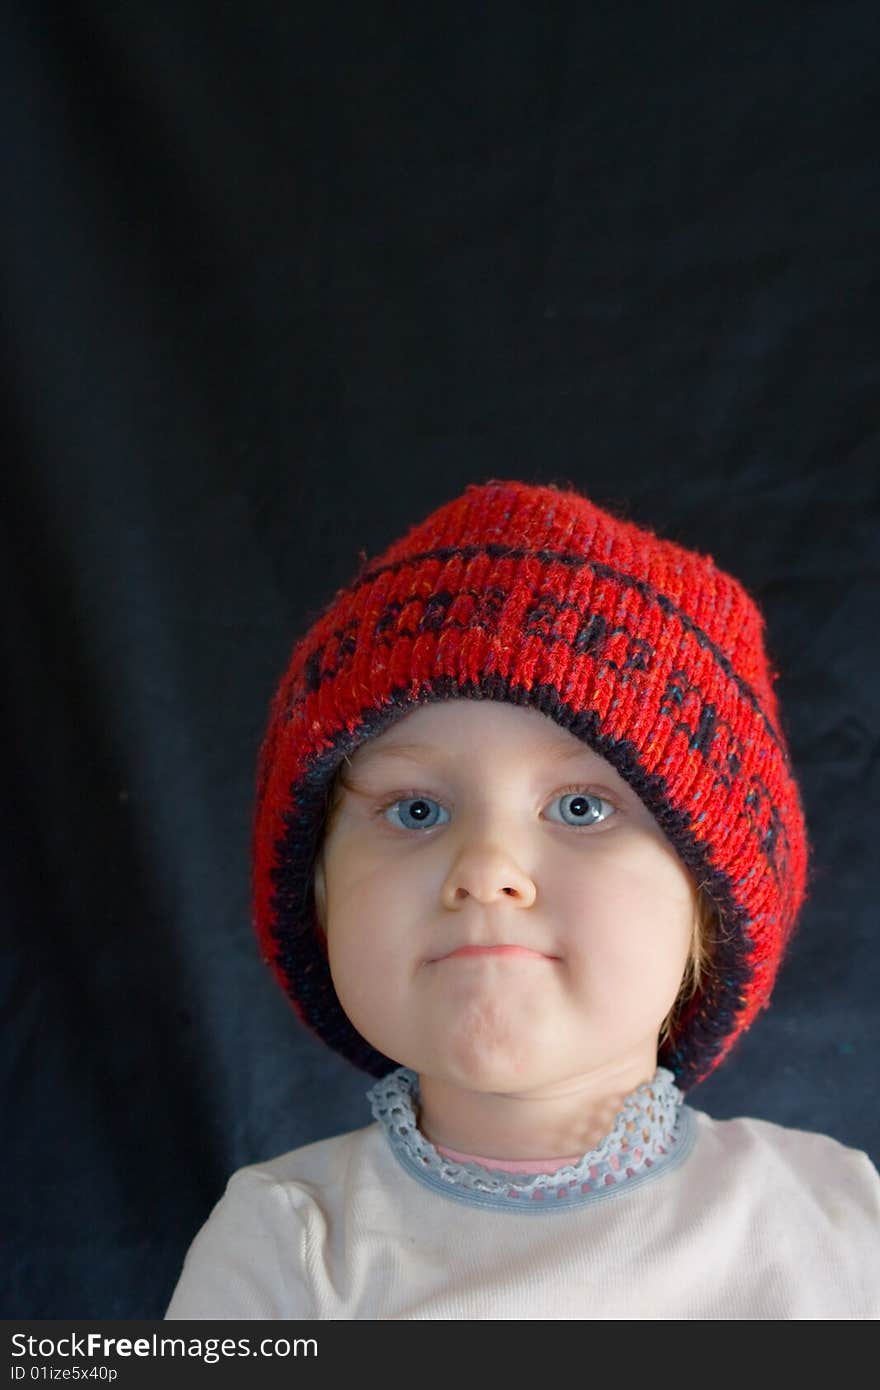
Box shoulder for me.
[685,1105,880,1219]
[214,1118,387,1219]
[244,1120,382,1188]
[687,1104,878,1173]
[165,1122,383,1320]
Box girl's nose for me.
[440,844,537,909]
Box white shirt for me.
[165,1102,880,1320]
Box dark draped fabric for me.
[3,2,877,1317]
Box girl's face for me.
[314,699,696,1094]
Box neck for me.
[416,1046,660,1161]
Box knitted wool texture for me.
[252,478,811,1091]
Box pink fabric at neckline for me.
[434,1142,584,1175]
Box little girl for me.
[166,477,879,1319]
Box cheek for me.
[328,925,385,1015]
[324,868,416,1012]
[324,834,430,935]
[558,849,693,975]
[325,921,415,1057]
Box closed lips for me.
[435,945,558,961]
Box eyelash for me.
[371,784,617,831]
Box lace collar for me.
[366,1065,695,1212]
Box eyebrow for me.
[355,738,604,767]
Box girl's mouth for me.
[437,945,557,962]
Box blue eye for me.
[383,796,451,831]
[380,789,614,832]
[545,791,614,828]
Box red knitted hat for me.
[252,478,811,1091]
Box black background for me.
[3,2,878,1318]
